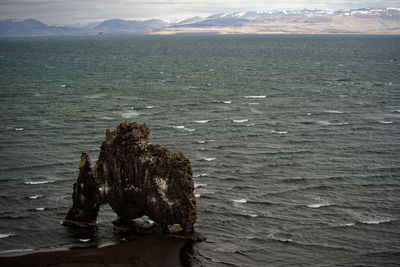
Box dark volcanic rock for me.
[64,121,196,234]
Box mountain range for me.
[1,8,399,36]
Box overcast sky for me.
[1,0,399,25]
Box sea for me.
[0,35,399,266]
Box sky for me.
[1,0,399,25]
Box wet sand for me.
[0,235,193,267]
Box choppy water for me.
[0,35,400,266]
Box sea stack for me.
[64,121,197,235]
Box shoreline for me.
[0,234,195,267]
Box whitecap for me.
[173,125,185,129]
[24,181,53,185]
[307,203,331,208]
[29,195,43,199]
[317,121,349,126]
[197,140,206,144]
[195,120,209,123]
[271,130,288,134]
[203,158,216,161]
[223,101,232,104]
[79,239,90,242]
[14,128,24,131]
[121,110,139,118]
[85,93,106,99]
[0,233,14,239]
[195,194,201,198]
[60,84,67,88]
[323,110,345,114]
[362,217,394,225]
[232,199,247,204]
[184,128,196,132]
[34,207,45,211]
[249,102,259,105]
[246,124,255,127]
[100,116,114,120]
[146,106,154,109]
[378,120,393,124]
[306,113,312,116]
[194,173,208,177]
[244,95,266,99]
[194,183,207,188]
[233,119,248,123]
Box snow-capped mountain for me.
[160,8,400,34]
[1,8,399,36]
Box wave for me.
[323,109,345,114]
[202,158,216,161]
[85,93,107,99]
[121,110,139,118]
[197,140,206,144]
[244,95,266,99]
[306,203,332,208]
[317,120,349,126]
[194,173,208,177]
[34,207,45,211]
[29,195,43,199]
[378,120,393,124]
[223,101,232,104]
[233,119,248,123]
[195,120,209,123]
[183,128,196,132]
[194,183,207,188]
[100,116,114,120]
[332,223,355,228]
[348,211,397,225]
[0,248,34,255]
[146,106,154,109]
[79,239,91,242]
[24,181,54,185]
[173,125,185,129]
[360,217,396,225]
[195,194,201,198]
[14,127,24,131]
[0,233,14,239]
[271,130,288,134]
[232,199,247,204]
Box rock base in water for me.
[64,121,197,235]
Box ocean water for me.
[0,35,399,266]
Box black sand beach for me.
[0,235,193,267]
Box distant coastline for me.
[1,8,400,37]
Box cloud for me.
[0,0,399,25]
